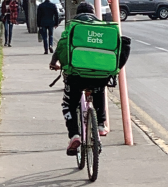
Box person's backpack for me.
[62,19,122,78]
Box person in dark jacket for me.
[49,2,109,156]
[37,0,59,54]
[1,0,18,47]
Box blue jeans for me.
[3,19,13,44]
[41,26,54,51]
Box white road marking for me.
[155,47,168,52]
[136,40,151,45]
[136,40,168,52]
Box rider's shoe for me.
[98,123,108,136]
[67,135,81,156]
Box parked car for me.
[86,0,112,21]
[36,0,41,6]
[59,0,65,8]
[119,0,168,21]
[17,0,41,24]
[15,0,65,24]
[17,3,26,24]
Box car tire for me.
[158,7,168,19]
[120,8,128,21]
[148,14,158,20]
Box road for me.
[54,16,168,143]
[120,16,168,143]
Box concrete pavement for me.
[0,24,168,187]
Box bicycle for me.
[76,89,102,182]
[49,68,117,182]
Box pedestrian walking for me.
[1,0,18,47]
[37,0,59,54]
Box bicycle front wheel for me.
[86,108,99,182]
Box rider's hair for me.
[76,2,95,14]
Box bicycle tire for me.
[86,108,99,182]
[76,107,85,170]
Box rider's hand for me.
[49,61,61,71]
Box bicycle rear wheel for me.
[86,108,99,182]
[76,107,85,170]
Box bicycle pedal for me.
[67,149,77,156]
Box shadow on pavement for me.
[1,168,91,187]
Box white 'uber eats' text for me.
[87,30,104,44]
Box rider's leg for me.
[92,86,106,123]
[62,83,81,139]
[62,81,82,155]
[92,86,108,136]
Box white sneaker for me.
[98,125,108,136]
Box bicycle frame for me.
[80,90,100,143]
[77,89,102,181]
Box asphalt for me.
[0,23,168,187]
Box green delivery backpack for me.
[63,19,122,78]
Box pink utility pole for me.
[110,0,133,145]
[94,0,110,132]
[94,0,102,20]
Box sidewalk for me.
[0,24,168,187]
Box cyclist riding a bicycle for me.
[49,2,131,156]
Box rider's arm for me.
[50,31,68,69]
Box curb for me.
[108,90,168,155]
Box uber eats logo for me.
[87,30,104,44]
